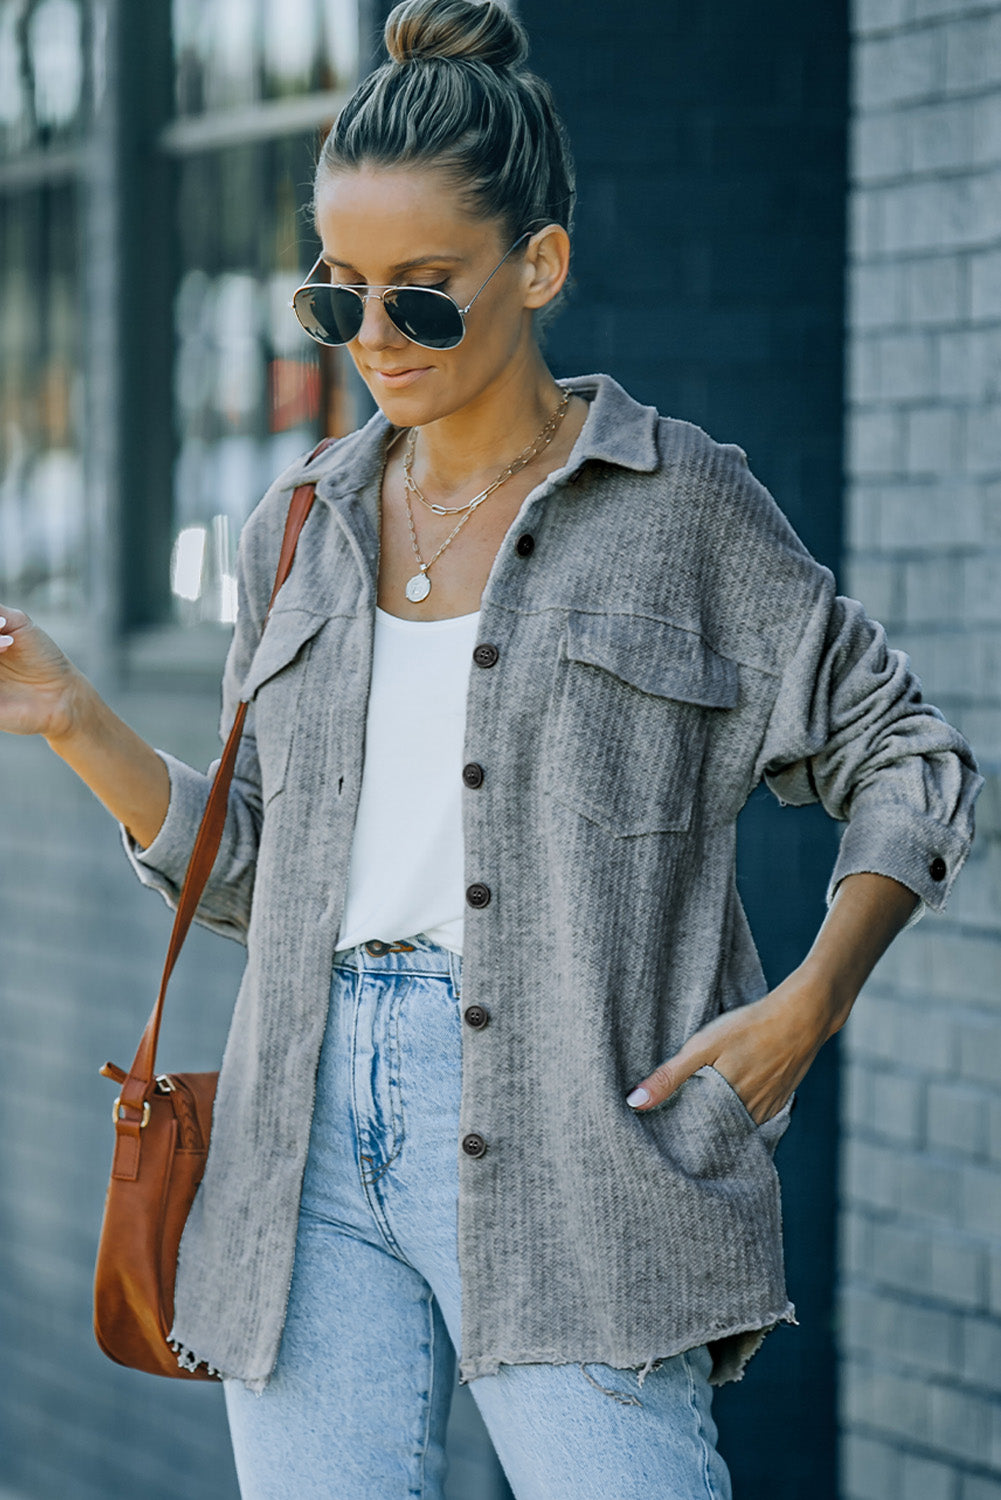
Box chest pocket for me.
[546,611,739,836]
[240,608,328,805]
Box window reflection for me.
[172,0,358,116]
[171,137,347,625]
[0,185,85,611]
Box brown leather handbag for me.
[93,441,334,1379]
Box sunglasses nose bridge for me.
[354,287,411,348]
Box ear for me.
[521,224,571,312]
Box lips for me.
[371,366,431,389]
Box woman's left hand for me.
[624,966,841,1125]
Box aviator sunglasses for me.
[289,231,532,351]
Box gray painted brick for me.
[928,1234,987,1311]
[963,1476,1001,1500]
[841,1431,902,1500]
[855,0,915,35]
[845,554,905,622]
[900,1451,961,1500]
[870,1067,926,1143]
[906,408,959,474]
[905,253,966,327]
[844,1135,906,1212]
[849,408,908,472]
[971,94,1001,166]
[961,1316,1001,1389]
[883,174,1001,256]
[970,247,1001,318]
[936,328,1001,402]
[875,329,938,399]
[898,1152,965,1224]
[911,98,977,173]
[869,1219,933,1293]
[961,1162,1001,1238]
[853,110,912,182]
[851,262,908,329]
[868,1366,935,1444]
[964,407,1001,476]
[927,1080,988,1157]
[847,335,885,402]
[856,28,944,109]
[957,1013,1001,1087]
[929,1381,995,1464]
[944,10,1001,92]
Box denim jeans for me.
[223,936,732,1500]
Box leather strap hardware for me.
[113,1097,151,1128]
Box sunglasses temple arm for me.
[460,230,534,316]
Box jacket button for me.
[463,1004,490,1029]
[515,533,535,557]
[462,1132,487,1157]
[466,882,491,909]
[462,762,485,789]
[473,642,499,668]
[929,856,947,882]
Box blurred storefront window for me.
[164,0,358,626]
[0,0,357,632]
[0,0,91,613]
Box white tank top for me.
[334,606,482,955]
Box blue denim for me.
[223,937,733,1499]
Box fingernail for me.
[0,617,5,628]
[626,1087,650,1108]
[0,635,12,646]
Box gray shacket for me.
[122,372,982,1391]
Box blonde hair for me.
[313,0,576,317]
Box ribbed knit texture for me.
[122,373,981,1390]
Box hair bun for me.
[385,0,529,70]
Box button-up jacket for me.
[123,372,982,1390]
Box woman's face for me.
[311,164,562,425]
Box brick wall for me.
[841,2,1001,1495]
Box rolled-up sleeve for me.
[756,582,983,921]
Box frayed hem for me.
[167,1336,222,1379]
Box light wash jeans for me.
[224,936,732,1500]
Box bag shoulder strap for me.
[111,439,337,1156]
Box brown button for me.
[929,856,947,882]
[462,762,485,789]
[515,533,535,557]
[462,1132,487,1158]
[463,1005,490,1029]
[473,642,499,668]
[466,882,491,909]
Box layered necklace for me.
[400,388,570,604]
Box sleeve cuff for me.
[119,749,213,909]
[825,796,974,926]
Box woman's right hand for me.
[0,604,85,742]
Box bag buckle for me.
[112,1097,151,1128]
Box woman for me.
[0,2,981,1496]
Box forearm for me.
[797,871,920,1039]
[45,671,170,850]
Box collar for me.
[278,371,662,507]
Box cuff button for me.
[929,856,947,882]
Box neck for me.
[408,346,569,497]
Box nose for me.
[354,291,409,351]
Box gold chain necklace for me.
[401,389,570,604]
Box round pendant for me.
[405,571,431,603]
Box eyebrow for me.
[320,253,465,273]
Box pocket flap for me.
[240,609,327,703]
[565,612,738,708]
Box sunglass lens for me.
[385,288,464,350]
[292,285,364,346]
